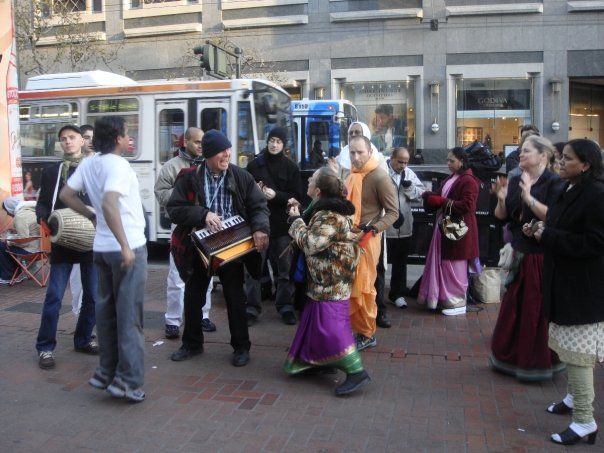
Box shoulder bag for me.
[439,200,468,241]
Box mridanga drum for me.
[48,208,95,252]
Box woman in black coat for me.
[530,139,604,446]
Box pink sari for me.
[418,175,469,310]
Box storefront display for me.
[569,81,603,144]
[341,81,415,155]
[455,78,533,154]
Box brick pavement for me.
[0,263,602,452]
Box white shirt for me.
[67,153,146,252]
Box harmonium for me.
[190,215,256,275]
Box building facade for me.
[22,0,604,162]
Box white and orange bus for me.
[18,70,291,243]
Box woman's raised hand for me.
[491,175,508,201]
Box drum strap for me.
[51,163,64,211]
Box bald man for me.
[154,127,216,339]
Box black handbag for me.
[438,201,468,241]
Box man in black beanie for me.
[167,129,270,367]
[246,126,302,325]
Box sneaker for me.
[165,324,180,339]
[38,351,55,369]
[75,341,99,354]
[335,370,371,396]
[393,297,408,308]
[89,370,112,390]
[201,318,217,332]
[442,306,467,316]
[356,335,377,351]
[281,311,297,325]
[106,377,145,403]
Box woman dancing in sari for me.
[284,167,370,396]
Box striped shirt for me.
[204,165,233,218]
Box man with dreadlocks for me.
[154,127,216,340]
[35,125,97,370]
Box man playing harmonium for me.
[167,129,269,367]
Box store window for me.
[341,81,415,156]
[455,78,533,155]
[569,82,604,144]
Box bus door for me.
[155,101,187,239]
[292,116,303,166]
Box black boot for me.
[334,370,371,396]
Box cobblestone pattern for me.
[0,266,602,452]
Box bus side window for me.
[201,108,227,135]
[20,102,79,158]
[87,98,140,158]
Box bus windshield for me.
[253,82,291,151]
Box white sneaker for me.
[394,297,408,308]
[442,306,466,316]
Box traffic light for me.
[193,44,214,72]
[193,43,235,78]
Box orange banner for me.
[0,0,22,204]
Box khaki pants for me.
[567,363,596,424]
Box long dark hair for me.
[565,139,604,182]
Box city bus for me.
[18,70,291,243]
[291,99,357,174]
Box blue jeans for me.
[36,261,97,352]
[94,246,147,389]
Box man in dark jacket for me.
[35,124,97,370]
[167,130,269,367]
[246,126,302,325]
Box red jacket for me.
[433,169,480,260]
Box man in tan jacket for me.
[346,136,398,351]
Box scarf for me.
[61,154,83,183]
[179,149,204,166]
[346,153,380,226]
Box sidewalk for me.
[0,262,601,452]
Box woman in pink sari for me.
[418,148,480,315]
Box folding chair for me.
[5,236,50,287]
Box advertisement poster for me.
[1,0,22,202]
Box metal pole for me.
[234,47,242,78]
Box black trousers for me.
[375,236,387,315]
[375,236,412,314]
[182,258,250,352]
[386,237,411,300]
